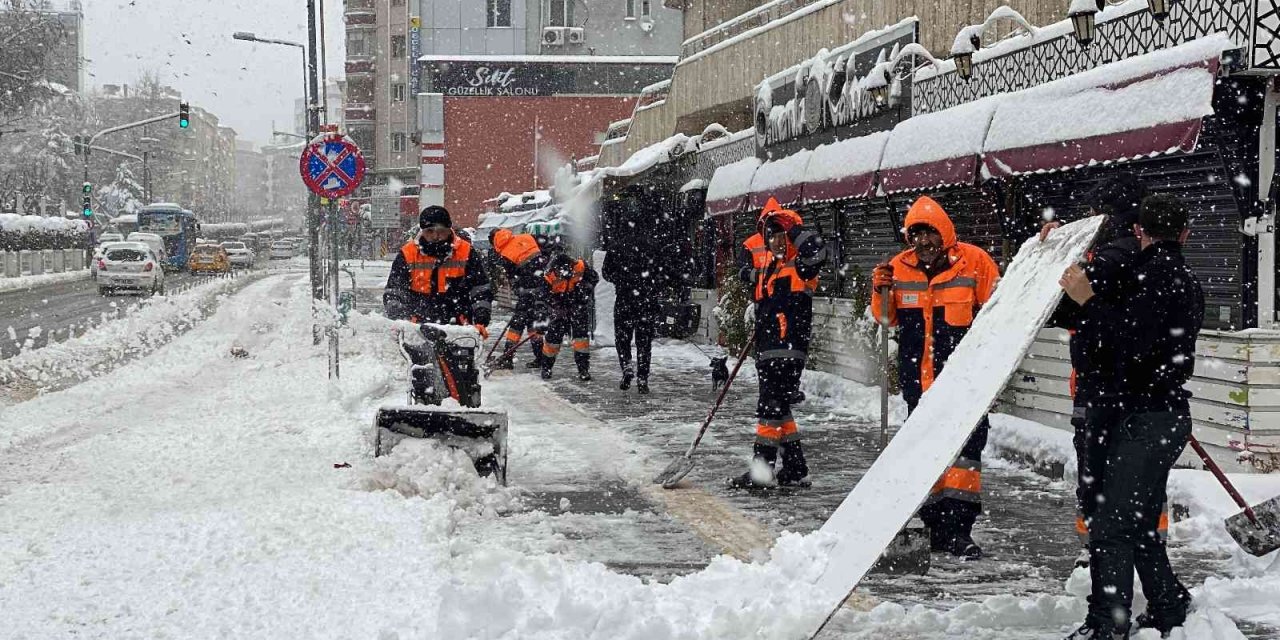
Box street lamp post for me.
[233,29,324,307]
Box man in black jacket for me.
[602,217,662,394]
[383,205,493,332]
[1042,175,1172,561]
[1059,194,1203,640]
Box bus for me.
[137,203,200,271]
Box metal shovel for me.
[653,327,757,488]
[1187,435,1280,557]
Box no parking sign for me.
[299,132,367,199]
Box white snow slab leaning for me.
[803,215,1104,634]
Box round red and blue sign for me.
[299,132,367,199]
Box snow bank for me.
[988,412,1077,469]
[357,438,521,516]
[0,213,88,234]
[799,368,907,425]
[0,269,90,293]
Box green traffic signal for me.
[82,182,92,194]
[81,195,92,218]
[179,102,190,129]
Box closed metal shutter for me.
[838,199,899,300]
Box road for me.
[0,268,243,359]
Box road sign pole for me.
[328,199,340,379]
[307,0,324,350]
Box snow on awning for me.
[879,96,1001,195]
[981,58,1219,178]
[749,149,813,210]
[802,131,890,203]
[679,178,708,193]
[705,157,761,218]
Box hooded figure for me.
[489,227,551,369]
[728,197,827,489]
[539,251,600,381]
[870,196,1000,558]
[383,205,493,332]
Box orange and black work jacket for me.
[492,228,549,296]
[384,234,493,326]
[545,258,599,309]
[871,196,999,406]
[741,199,825,362]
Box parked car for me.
[220,241,255,269]
[97,232,124,245]
[269,240,295,260]
[97,242,165,296]
[126,232,170,269]
[188,244,232,274]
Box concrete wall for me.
[420,0,530,55]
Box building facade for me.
[233,141,269,223]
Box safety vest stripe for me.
[504,330,522,343]
[759,348,807,361]
[406,263,437,270]
[542,342,562,356]
[934,277,978,290]
[470,284,491,296]
[930,488,982,504]
[572,339,590,352]
[893,280,930,291]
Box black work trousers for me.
[543,302,592,374]
[1085,408,1191,633]
[905,391,989,545]
[614,293,657,380]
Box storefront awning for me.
[981,58,1219,177]
[802,131,890,203]
[879,97,1000,195]
[749,149,812,210]
[705,157,761,217]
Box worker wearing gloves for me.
[383,205,492,334]
[1059,195,1202,640]
[489,228,551,370]
[729,197,826,489]
[871,195,1000,558]
[539,252,600,381]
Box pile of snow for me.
[358,438,521,516]
[799,367,907,424]
[988,412,1078,468]
[0,213,88,234]
[0,269,91,293]
[0,274,251,401]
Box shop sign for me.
[409,16,422,94]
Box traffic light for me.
[81,194,92,219]
[72,135,83,157]
[179,102,190,129]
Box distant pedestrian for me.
[602,217,661,394]
[1059,194,1203,640]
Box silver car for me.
[97,242,166,296]
[220,241,255,269]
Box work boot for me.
[575,353,591,381]
[637,378,650,394]
[728,444,777,489]
[540,357,555,380]
[619,364,635,390]
[776,441,811,487]
[1064,622,1130,639]
[1135,591,1191,637]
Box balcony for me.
[345,105,376,123]
[345,60,375,76]
[345,11,375,27]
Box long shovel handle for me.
[878,286,891,451]
[682,326,758,458]
[1188,434,1261,526]
[483,317,517,364]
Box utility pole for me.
[307,0,324,310]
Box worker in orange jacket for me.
[871,195,1000,558]
[540,252,599,381]
[728,197,826,489]
[489,228,551,370]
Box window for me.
[392,0,404,5]
[391,133,407,153]
[487,0,511,27]
[641,0,651,18]
[625,0,636,19]
[391,83,405,102]
[391,35,407,58]
[346,31,371,56]
[548,0,573,27]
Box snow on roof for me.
[758,17,919,88]
[634,99,667,114]
[806,131,891,184]
[115,214,137,224]
[699,127,754,153]
[880,96,1001,171]
[602,134,690,178]
[751,149,813,194]
[419,54,678,65]
[706,157,762,203]
[640,79,673,93]
[983,65,1216,154]
[679,179,708,193]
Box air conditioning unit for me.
[566,27,585,45]
[542,27,565,46]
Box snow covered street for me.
[2,272,1278,639]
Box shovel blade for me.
[653,456,695,487]
[1225,495,1280,557]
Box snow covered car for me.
[220,241,255,269]
[126,232,170,270]
[269,240,295,260]
[97,242,166,296]
[188,244,231,274]
[90,241,130,280]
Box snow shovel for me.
[653,326,757,489]
[481,335,533,379]
[1187,435,1280,556]
[481,317,515,366]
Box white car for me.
[221,241,255,268]
[126,232,170,269]
[91,240,130,280]
[97,242,166,296]
[269,240,295,260]
[98,232,124,244]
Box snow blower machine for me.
[373,323,509,485]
